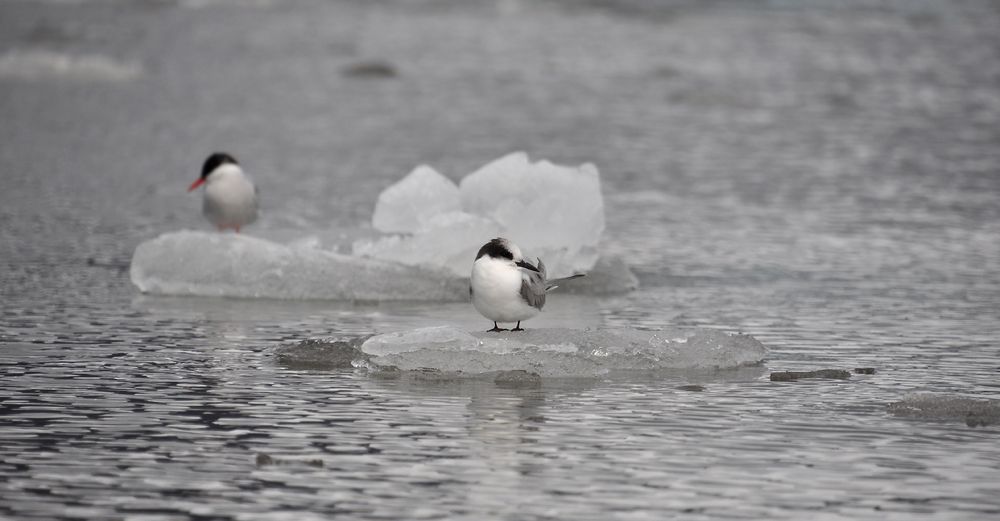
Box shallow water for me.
[2,0,999,519]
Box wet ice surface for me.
[888,394,1000,427]
[3,0,1000,520]
[359,326,767,376]
[130,231,469,301]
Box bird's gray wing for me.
[519,257,547,310]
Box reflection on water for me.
[1,0,999,519]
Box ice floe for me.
[356,326,767,377]
[130,231,467,301]
[130,230,635,301]
[0,49,140,81]
[888,393,1000,427]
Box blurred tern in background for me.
[188,152,259,233]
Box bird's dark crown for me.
[201,152,239,179]
[475,238,513,261]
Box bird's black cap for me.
[200,152,239,179]
[475,238,514,261]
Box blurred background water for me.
[1,0,999,519]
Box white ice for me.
[459,152,604,277]
[130,231,467,301]
[372,165,462,234]
[354,152,606,279]
[354,211,502,276]
[361,326,767,377]
[0,49,141,81]
[130,230,635,300]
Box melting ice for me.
[358,326,767,377]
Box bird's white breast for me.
[203,164,258,228]
[470,256,539,323]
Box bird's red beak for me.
[187,178,205,192]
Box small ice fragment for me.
[0,49,141,81]
[770,369,851,381]
[493,370,542,388]
[274,337,371,370]
[372,165,460,234]
[888,394,1000,427]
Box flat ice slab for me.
[130,230,635,301]
[130,231,467,301]
[360,326,767,377]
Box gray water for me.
[2,0,999,519]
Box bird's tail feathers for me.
[545,273,586,292]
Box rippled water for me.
[2,0,999,519]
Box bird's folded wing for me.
[520,269,547,310]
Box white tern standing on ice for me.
[470,237,584,332]
[187,152,259,233]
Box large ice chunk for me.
[356,153,606,279]
[360,326,767,377]
[372,165,461,234]
[354,212,503,276]
[460,152,604,278]
[130,231,467,301]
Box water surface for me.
[1,0,999,519]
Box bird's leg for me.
[511,321,524,332]
[488,322,507,332]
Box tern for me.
[470,237,584,332]
[188,152,258,233]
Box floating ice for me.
[355,152,606,279]
[274,336,371,370]
[355,211,502,276]
[130,231,467,301]
[888,394,1000,427]
[130,230,633,300]
[133,152,633,300]
[0,49,141,81]
[372,165,461,234]
[359,326,767,377]
[459,152,604,277]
